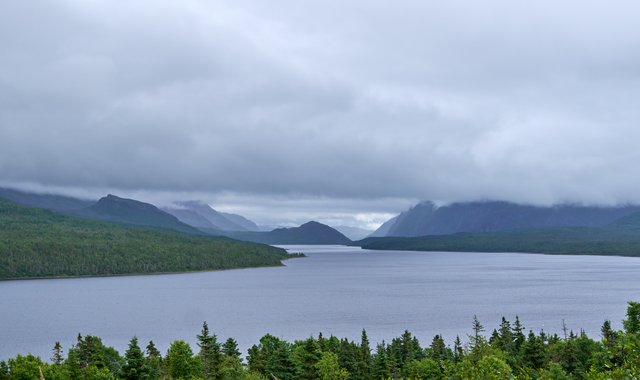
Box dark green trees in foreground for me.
[5,303,640,379]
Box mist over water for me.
[1,245,639,360]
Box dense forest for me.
[358,222,640,257]
[3,302,640,379]
[0,198,297,280]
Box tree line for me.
[0,198,296,280]
[4,303,640,379]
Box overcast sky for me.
[2,1,640,229]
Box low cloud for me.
[2,1,640,227]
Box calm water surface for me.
[2,245,640,360]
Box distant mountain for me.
[172,201,254,232]
[83,194,201,234]
[358,210,640,257]
[368,215,399,237]
[334,225,375,241]
[162,207,221,230]
[373,201,640,237]
[0,187,94,212]
[220,212,260,231]
[226,221,352,245]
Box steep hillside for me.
[82,195,201,234]
[359,211,640,256]
[0,197,295,279]
[374,201,640,237]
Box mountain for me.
[373,201,640,237]
[334,225,375,241]
[358,211,640,257]
[162,207,221,230]
[172,201,252,231]
[83,194,202,234]
[226,221,352,245]
[369,215,399,237]
[220,212,260,231]
[0,197,292,279]
[0,187,94,212]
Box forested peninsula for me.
[4,302,640,379]
[0,198,296,280]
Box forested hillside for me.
[359,214,640,256]
[4,302,640,379]
[0,198,294,279]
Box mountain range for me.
[371,200,640,237]
[0,187,350,245]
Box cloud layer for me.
[2,0,640,226]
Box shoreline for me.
[0,255,305,282]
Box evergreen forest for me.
[0,198,296,280]
[4,302,640,379]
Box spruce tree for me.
[222,338,241,359]
[356,329,372,380]
[122,336,148,380]
[197,322,222,380]
[453,336,464,362]
[372,343,390,380]
[52,341,64,365]
[145,341,162,380]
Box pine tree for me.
[429,335,448,362]
[145,341,162,380]
[453,336,464,362]
[52,342,64,365]
[198,322,222,380]
[601,320,617,349]
[146,341,161,359]
[356,329,372,380]
[471,315,485,348]
[122,336,148,380]
[293,337,321,380]
[372,343,390,380]
[222,338,241,359]
[522,331,546,370]
[513,316,526,352]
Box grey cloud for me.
[2,0,640,227]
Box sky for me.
[2,1,640,229]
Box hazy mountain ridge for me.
[0,187,94,212]
[224,221,352,245]
[359,210,640,256]
[81,195,202,235]
[374,200,640,237]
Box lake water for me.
[2,245,640,360]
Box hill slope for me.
[0,187,94,212]
[374,201,640,237]
[0,197,294,279]
[359,212,640,256]
[226,221,352,245]
[81,195,202,234]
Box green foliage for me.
[316,352,349,380]
[197,322,222,380]
[9,302,640,379]
[165,340,201,380]
[122,337,148,380]
[0,197,294,279]
[8,354,44,380]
